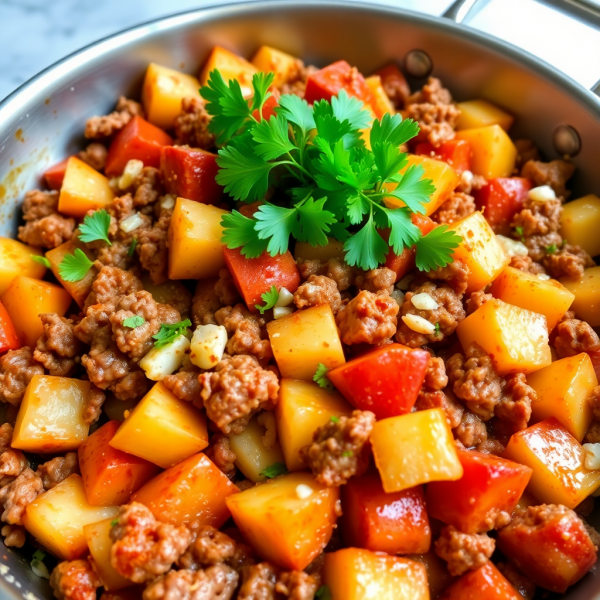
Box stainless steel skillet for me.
[1,0,600,597]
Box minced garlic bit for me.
[391,289,405,306]
[528,185,556,202]
[496,235,529,258]
[411,292,438,310]
[118,159,144,190]
[161,195,176,210]
[273,306,294,319]
[402,314,436,335]
[119,212,144,233]
[396,274,414,291]
[275,287,294,308]
[296,484,313,499]
[583,443,600,470]
[460,170,474,186]
[140,334,190,381]
[537,273,551,281]
[189,324,228,370]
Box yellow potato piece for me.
[275,379,352,471]
[456,99,514,131]
[23,474,118,560]
[267,305,346,380]
[251,45,299,88]
[371,408,463,493]
[560,194,600,258]
[168,197,228,280]
[200,46,257,98]
[560,266,600,326]
[0,237,46,296]
[365,75,395,117]
[109,382,208,468]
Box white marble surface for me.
[2,0,600,101]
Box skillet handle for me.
[442,0,489,23]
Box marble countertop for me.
[2,0,600,101]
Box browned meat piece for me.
[112,371,151,402]
[83,384,106,424]
[215,305,272,365]
[95,241,133,270]
[425,260,470,295]
[0,423,12,451]
[524,232,563,263]
[543,243,595,280]
[476,438,506,456]
[447,342,503,421]
[78,142,108,172]
[75,303,114,345]
[275,570,320,599]
[296,257,359,291]
[453,411,488,448]
[521,159,575,200]
[511,197,561,238]
[204,434,237,478]
[280,63,318,98]
[494,373,537,433]
[336,290,398,345]
[192,278,221,326]
[497,562,536,600]
[137,207,171,284]
[110,502,191,583]
[0,468,43,525]
[34,314,83,377]
[435,525,495,576]
[354,268,396,294]
[300,410,375,487]
[432,192,476,225]
[18,213,76,249]
[237,562,278,600]
[129,167,164,208]
[555,318,600,358]
[1,524,26,547]
[108,193,135,222]
[20,189,59,220]
[144,565,238,600]
[465,289,493,315]
[424,355,449,392]
[509,254,546,275]
[37,453,79,490]
[174,97,215,150]
[589,387,600,421]
[90,265,144,306]
[514,139,540,170]
[50,559,101,600]
[584,421,600,444]
[0,347,43,406]
[215,268,241,306]
[200,355,279,435]
[163,362,202,405]
[416,389,464,429]
[0,445,28,488]
[396,281,465,347]
[293,275,342,314]
[178,524,239,570]
[85,96,144,139]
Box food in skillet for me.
[0,44,599,599]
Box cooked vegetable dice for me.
[304,60,374,107]
[365,75,395,118]
[560,266,600,326]
[139,333,190,381]
[414,139,472,173]
[226,472,339,570]
[456,99,514,131]
[0,237,46,295]
[44,157,70,190]
[439,561,521,600]
[200,46,257,97]
[560,194,600,257]
[251,45,299,87]
[0,300,20,354]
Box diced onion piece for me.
[295,484,313,499]
[119,212,144,233]
[496,235,529,258]
[391,289,405,306]
[189,324,228,370]
[118,159,144,190]
[273,306,294,319]
[411,292,438,310]
[31,560,50,579]
[275,287,294,307]
[528,185,556,202]
[396,275,414,290]
[537,273,551,281]
[402,314,436,335]
[583,443,600,470]
[161,195,176,210]
[140,334,190,381]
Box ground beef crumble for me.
[0,347,44,406]
[434,525,495,577]
[85,96,145,139]
[215,269,241,307]
[0,438,28,488]
[296,258,359,292]
[192,278,222,327]
[37,453,79,490]
[544,244,595,280]
[453,411,489,448]
[520,159,575,200]
[494,373,537,433]
[432,192,476,225]
[554,318,600,358]
[163,360,202,405]
[174,97,215,150]
[83,385,106,424]
[514,139,540,170]
[78,142,108,172]
[0,467,43,525]
[416,389,464,429]
[589,386,600,421]
[354,268,396,294]
[34,314,83,377]
[50,559,101,600]
[293,275,342,314]
[237,562,319,600]
[509,254,546,275]
[204,434,237,479]
[275,570,320,600]
[300,410,375,487]
[1,524,26,548]
[465,289,493,315]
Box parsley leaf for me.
[252,114,296,161]
[152,319,192,348]
[331,89,372,130]
[387,164,435,214]
[380,205,421,255]
[315,585,333,600]
[254,203,298,255]
[370,113,419,147]
[344,213,388,270]
[221,210,269,258]
[79,209,111,245]
[249,71,275,116]
[59,248,94,282]
[330,416,340,423]
[260,462,289,479]
[122,316,145,328]
[295,197,336,246]
[342,451,353,457]
[128,239,138,257]
[314,363,333,390]
[434,322,441,335]
[415,225,462,271]
[514,225,525,241]
[255,286,279,314]
[276,94,315,134]
[31,254,51,268]
[545,244,557,254]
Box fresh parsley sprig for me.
[152,319,192,348]
[123,316,145,328]
[201,71,461,271]
[31,254,51,269]
[314,363,333,390]
[79,209,111,245]
[255,286,279,314]
[260,462,289,479]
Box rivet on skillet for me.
[404,50,433,79]
[552,124,581,157]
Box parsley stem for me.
[284,152,312,182]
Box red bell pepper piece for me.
[374,64,410,107]
[160,146,222,205]
[0,301,20,353]
[342,472,430,554]
[105,116,173,176]
[384,214,436,282]
[439,561,521,600]
[44,157,72,190]
[473,177,532,235]
[305,60,374,107]
[252,88,280,121]
[223,248,300,313]
[426,449,532,534]
[78,420,160,506]
[327,343,429,419]
[415,139,472,174]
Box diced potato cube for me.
[109,382,208,468]
[456,99,514,131]
[560,194,600,257]
[384,155,459,216]
[23,474,118,560]
[491,266,574,330]
[251,46,299,88]
[189,324,228,370]
[365,75,395,118]
[1,276,72,347]
[455,124,517,179]
[371,408,463,493]
[503,418,600,508]
[275,379,352,471]
[0,237,46,295]
[457,298,551,375]
[139,334,190,381]
[200,46,258,98]
[560,266,600,326]
[133,453,238,527]
[58,157,114,217]
[293,238,346,262]
[527,354,597,442]
[448,211,510,294]
[267,305,345,380]
[142,63,201,129]
[439,561,521,600]
[168,197,228,280]
[12,375,90,453]
[226,472,339,570]
[84,518,132,591]
[229,413,285,482]
[323,548,429,600]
